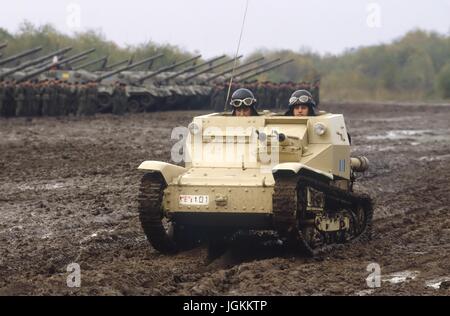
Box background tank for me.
[137,110,373,256]
[15,48,97,82]
[117,55,202,112]
[0,46,73,80]
[0,46,43,67]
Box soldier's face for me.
[293,105,310,117]
[235,107,252,117]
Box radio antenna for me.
[224,0,250,111]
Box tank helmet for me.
[285,89,316,116]
[230,88,258,116]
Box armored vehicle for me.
[138,110,372,256]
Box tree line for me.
[1,22,449,101]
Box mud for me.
[0,103,449,296]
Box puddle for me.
[425,277,450,290]
[8,225,24,232]
[418,154,450,162]
[80,229,116,244]
[382,270,420,284]
[366,129,449,142]
[353,144,397,152]
[355,289,375,296]
[360,116,421,123]
[41,232,53,240]
[18,181,67,191]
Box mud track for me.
[0,103,449,295]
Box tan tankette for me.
[137,111,373,256]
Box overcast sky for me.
[2,0,450,57]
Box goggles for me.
[289,95,312,106]
[230,98,256,108]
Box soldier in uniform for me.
[4,81,16,117]
[53,79,64,116]
[15,82,26,117]
[26,80,37,116]
[278,82,291,112]
[112,82,127,115]
[0,80,5,117]
[311,78,320,106]
[41,80,51,116]
[68,82,78,115]
[32,80,41,116]
[87,81,99,115]
[76,83,88,116]
[49,80,59,116]
[59,80,69,116]
[210,83,226,112]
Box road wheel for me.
[127,99,141,113]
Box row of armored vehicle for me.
[0,43,318,116]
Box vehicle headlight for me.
[188,122,201,135]
[314,123,327,136]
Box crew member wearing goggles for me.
[285,90,317,117]
[230,88,259,117]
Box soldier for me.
[26,81,38,116]
[285,90,317,117]
[278,82,290,112]
[41,80,51,116]
[59,80,69,116]
[15,82,26,117]
[48,80,59,116]
[210,83,225,112]
[78,81,96,116]
[76,83,88,116]
[4,81,17,117]
[112,82,127,115]
[86,81,98,115]
[32,80,41,116]
[230,88,258,117]
[311,79,320,106]
[53,79,64,116]
[68,82,79,115]
[0,80,5,117]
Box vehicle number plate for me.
[179,195,209,206]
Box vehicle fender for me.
[138,161,187,184]
[272,162,334,180]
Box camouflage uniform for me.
[59,83,68,116]
[312,80,320,106]
[210,84,225,112]
[24,83,35,116]
[49,83,60,116]
[32,83,41,116]
[4,82,17,117]
[76,84,88,116]
[15,84,26,117]
[68,83,79,115]
[86,83,98,115]
[112,84,127,115]
[41,83,51,116]
[0,81,5,117]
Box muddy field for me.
[0,102,449,296]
